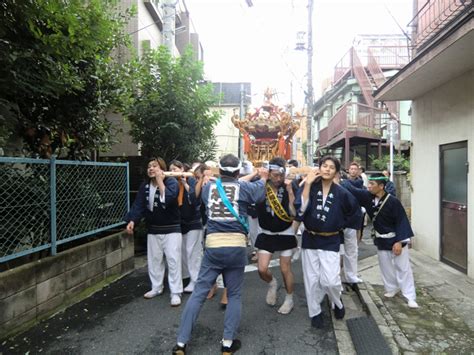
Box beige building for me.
[104,0,203,159]
[212,82,251,160]
[375,1,473,276]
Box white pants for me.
[296,223,304,247]
[147,233,183,294]
[342,228,359,283]
[377,246,416,301]
[181,229,204,284]
[302,249,343,317]
[248,217,260,250]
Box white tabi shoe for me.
[144,288,163,299]
[266,278,278,306]
[384,289,400,298]
[407,300,419,308]
[170,294,182,307]
[183,282,195,293]
[277,298,294,315]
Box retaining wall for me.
[0,231,134,339]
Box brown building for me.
[314,35,411,168]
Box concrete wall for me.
[394,172,411,215]
[411,70,474,277]
[101,112,139,158]
[0,232,134,339]
[137,0,163,53]
[212,106,240,160]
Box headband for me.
[268,164,285,174]
[219,162,242,172]
[368,176,388,181]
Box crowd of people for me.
[123,154,417,355]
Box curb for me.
[331,296,356,354]
[357,281,417,354]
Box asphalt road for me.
[1,231,377,355]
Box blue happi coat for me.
[178,177,203,234]
[294,181,362,252]
[340,180,414,250]
[191,176,266,235]
[124,177,181,234]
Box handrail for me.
[351,47,374,107]
[333,48,352,86]
[367,48,387,88]
[407,0,472,50]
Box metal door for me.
[440,141,468,272]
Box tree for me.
[369,153,410,172]
[0,0,135,158]
[127,46,221,163]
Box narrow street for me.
[1,224,378,355]
[1,259,333,354]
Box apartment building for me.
[314,35,411,168]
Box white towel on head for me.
[240,160,254,175]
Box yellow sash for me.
[266,184,294,223]
[205,233,247,248]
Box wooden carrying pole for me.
[163,171,195,178]
[205,166,315,178]
[162,167,316,179]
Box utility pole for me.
[290,81,297,160]
[239,83,245,159]
[306,0,314,166]
[162,0,177,52]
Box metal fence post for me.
[50,155,57,255]
[126,162,130,212]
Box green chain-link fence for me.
[0,157,129,263]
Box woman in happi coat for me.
[294,156,362,328]
[169,160,204,294]
[124,157,183,306]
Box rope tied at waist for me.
[306,230,341,237]
[374,231,396,239]
[205,233,247,248]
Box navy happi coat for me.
[124,178,181,234]
[341,181,414,250]
[294,181,362,252]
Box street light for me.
[294,0,314,166]
[387,109,400,182]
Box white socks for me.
[222,339,233,347]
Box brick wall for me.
[0,232,134,339]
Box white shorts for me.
[258,248,293,257]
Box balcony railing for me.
[318,102,387,147]
[408,0,473,50]
[333,45,411,87]
[365,46,410,69]
[333,48,352,86]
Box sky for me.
[186,0,413,110]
